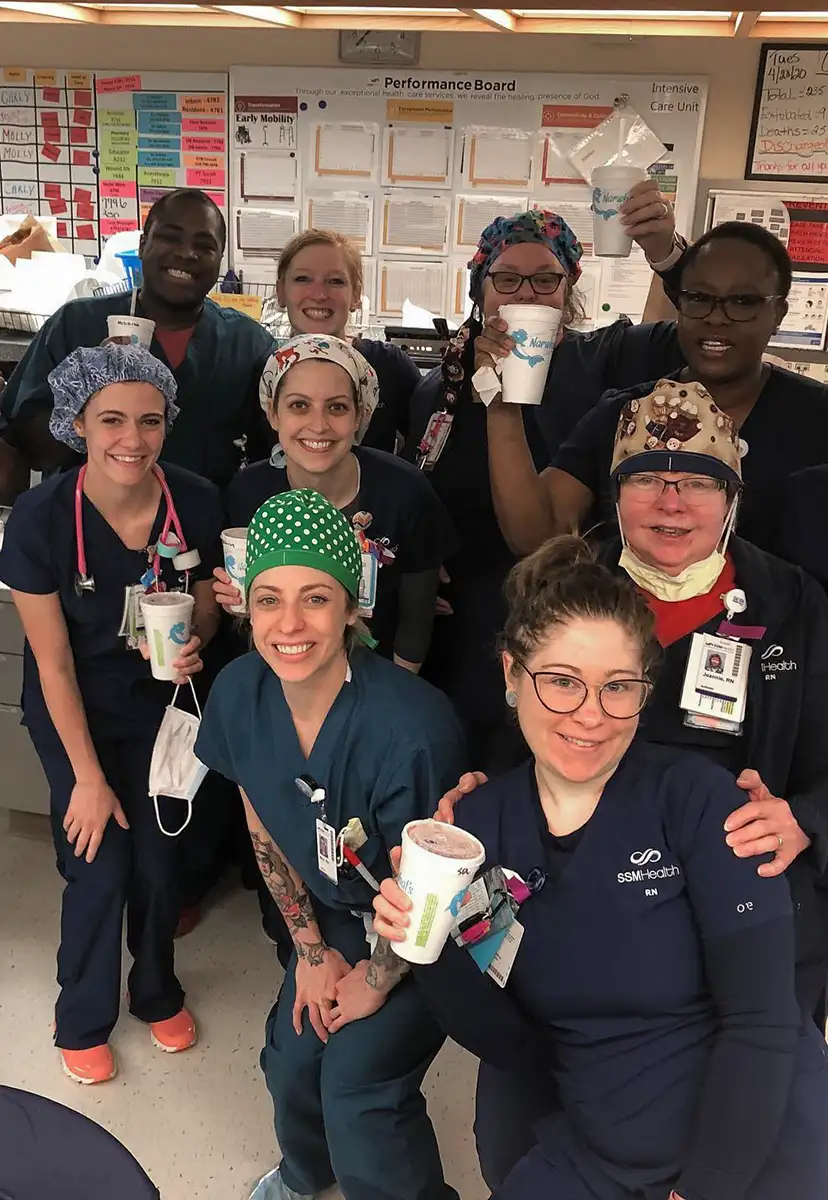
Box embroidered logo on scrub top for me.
[760,643,798,678]
[618,848,681,887]
[351,510,397,618]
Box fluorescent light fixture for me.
[514,7,732,15]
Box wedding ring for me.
[777,834,784,850]
[660,202,670,219]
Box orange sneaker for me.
[150,1007,197,1053]
[60,1044,117,1084]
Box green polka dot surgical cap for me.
[245,488,362,599]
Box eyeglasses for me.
[675,291,782,323]
[620,474,728,505]
[516,660,652,719]
[488,270,565,296]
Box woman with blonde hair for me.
[276,228,422,452]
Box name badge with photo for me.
[680,632,752,736]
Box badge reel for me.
[296,775,338,884]
[680,602,752,736]
[417,411,454,472]
[358,551,378,619]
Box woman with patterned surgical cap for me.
[406,187,688,771]
[0,344,223,1084]
[195,489,466,1200]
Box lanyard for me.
[74,463,189,596]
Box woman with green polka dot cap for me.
[196,489,467,1200]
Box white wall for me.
[0,27,761,179]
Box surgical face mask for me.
[617,493,739,603]
[148,680,208,836]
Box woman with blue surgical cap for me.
[0,344,223,1085]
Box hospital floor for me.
[0,811,487,1200]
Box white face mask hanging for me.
[148,678,208,837]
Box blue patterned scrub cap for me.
[468,209,583,301]
[48,344,180,455]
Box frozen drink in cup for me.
[106,314,156,349]
[221,527,248,615]
[140,591,195,682]
[591,165,648,258]
[392,818,486,965]
[498,303,560,406]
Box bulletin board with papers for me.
[746,43,828,182]
[0,66,229,256]
[229,67,707,325]
[706,189,828,351]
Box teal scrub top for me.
[1,291,276,488]
[195,647,468,914]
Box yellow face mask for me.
[617,495,739,603]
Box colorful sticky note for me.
[205,192,226,209]
[76,223,96,241]
[133,92,177,111]
[184,153,222,171]
[101,217,138,236]
[102,127,137,151]
[69,127,89,145]
[35,72,57,86]
[182,136,224,155]
[48,198,67,214]
[41,86,61,103]
[137,167,177,188]
[137,111,182,135]
[41,143,61,162]
[40,112,60,129]
[57,220,69,238]
[76,203,95,220]
[182,118,225,135]
[3,68,27,84]
[101,166,132,183]
[73,108,93,127]
[138,137,180,152]
[100,179,137,199]
[181,94,224,116]
[72,150,91,167]
[96,75,142,94]
[43,182,63,199]
[186,168,225,189]
[99,109,136,129]
[137,150,180,169]
[69,77,91,93]
[73,187,93,204]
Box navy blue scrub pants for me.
[28,723,185,1051]
[261,910,458,1200]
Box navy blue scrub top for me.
[0,463,223,740]
[0,292,276,488]
[195,647,467,914]
[225,446,456,659]
[354,338,423,454]
[449,743,821,1199]
[555,366,828,551]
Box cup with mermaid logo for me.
[498,303,560,406]
[591,165,648,257]
[139,592,195,681]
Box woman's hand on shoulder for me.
[212,566,243,613]
[433,771,488,824]
[726,769,812,877]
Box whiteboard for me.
[747,43,828,182]
[230,67,707,322]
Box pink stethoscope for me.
[74,463,197,596]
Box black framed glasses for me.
[675,290,782,322]
[620,473,728,506]
[488,270,565,296]
[516,660,652,720]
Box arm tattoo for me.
[366,936,410,992]
[250,830,320,946]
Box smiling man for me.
[0,189,275,498]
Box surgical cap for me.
[48,344,179,455]
[259,335,380,446]
[468,209,583,301]
[246,489,363,599]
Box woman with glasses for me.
[432,387,828,1189]
[374,534,828,1200]
[485,220,828,560]
[405,191,686,769]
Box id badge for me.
[418,411,454,472]
[316,818,339,884]
[486,919,524,988]
[358,551,378,618]
[679,632,752,736]
[119,584,147,647]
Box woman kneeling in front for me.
[375,538,828,1200]
[195,489,466,1200]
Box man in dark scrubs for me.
[0,187,275,500]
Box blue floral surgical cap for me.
[48,345,180,455]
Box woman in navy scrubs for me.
[405,190,686,769]
[219,334,454,671]
[274,229,422,452]
[375,538,828,1200]
[0,345,222,1085]
[195,489,466,1200]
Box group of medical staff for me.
[2,181,828,1200]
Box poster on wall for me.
[746,43,828,181]
[230,66,707,318]
[95,71,227,243]
[0,67,99,255]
